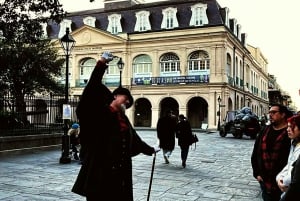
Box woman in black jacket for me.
[71,52,158,201]
[176,114,193,168]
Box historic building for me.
[47,0,269,129]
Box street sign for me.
[220,104,226,107]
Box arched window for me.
[226,53,233,85]
[160,53,180,76]
[188,50,210,71]
[133,54,152,74]
[79,58,96,85]
[226,53,232,77]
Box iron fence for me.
[0,94,79,136]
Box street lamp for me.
[217,95,222,131]
[117,57,124,87]
[59,28,76,164]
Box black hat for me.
[112,87,134,108]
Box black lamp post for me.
[217,95,222,131]
[117,57,124,87]
[59,28,76,164]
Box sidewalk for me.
[0,130,262,201]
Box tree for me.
[0,0,66,123]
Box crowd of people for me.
[251,104,300,201]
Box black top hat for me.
[112,87,134,108]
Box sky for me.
[59,0,300,109]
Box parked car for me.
[219,107,261,139]
[219,110,238,138]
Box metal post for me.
[119,70,122,87]
[217,96,221,131]
[59,28,75,164]
[117,57,124,87]
[59,50,71,164]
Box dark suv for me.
[219,109,260,139]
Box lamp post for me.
[117,57,124,87]
[59,28,76,164]
[217,95,222,131]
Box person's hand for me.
[256,176,263,182]
[277,179,288,192]
[153,145,160,153]
[101,51,113,63]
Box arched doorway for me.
[187,97,208,128]
[134,98,152,127]
[159,97,179,118]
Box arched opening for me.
[134,98,152,127]
[187,97,208,128]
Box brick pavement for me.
[0,130,263,201]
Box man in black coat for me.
[156,110,177,164]
[72,52,159,201]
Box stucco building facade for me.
[48,0,269,129]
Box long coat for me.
[71,61,154,201]
[176,119,193,147]
[156,115,177,150]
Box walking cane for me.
[147,152,156,201]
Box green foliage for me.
[0,0,67,97]
[0,0,65,44]
[0,40,65,97]
[0,0,68,116]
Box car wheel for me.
[219,130,227,137]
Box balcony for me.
[132,75,209,85]
[75,75,210,87]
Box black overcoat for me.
[176,119,193,147]
[71,61,154,201]
[156,115,176,150]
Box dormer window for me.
[190,3,208,26]
[107,14,122,34]
[58,19,72,38]
[224,7,230,28]
[134,11,151,32]
[237,24,242,40]
[83,16,96,27]
[161,7,178,29]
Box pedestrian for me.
[175,114,193,168]
[251,103,293,201]
[276,115,300,199]
[280,154,300,201]
[68,123,80,161]
[156,110,177,164]
[71,52,160,201]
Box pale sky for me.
[59,0,300,110]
